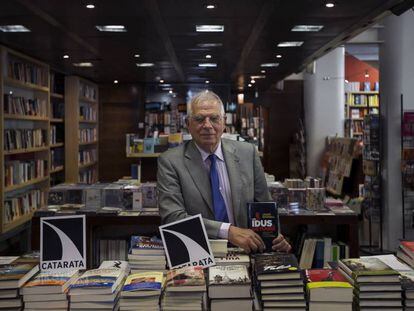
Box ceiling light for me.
[114,80,118,84]
[0,25,30,32]
[169,90,173,94]
[134,54,140,58]
[160,79,164,83]
[197,43,223,48]
[63,55,69,59]
[260,63,279,68]
[136,63,154,67]
[248,84,252,87]
[173,94,177,98]
[261,70,266,73]
[206,4,216,9]
[96,25,126,32]
[196,25,224,32]
[86,4,95,9]
[291,25,324,32]
[251,75,265,79]
[326,2,335,8]
[277,41,304,47]
[206,54,212,59]
[205,80,210,84]
[73,62,93,67]
[251,79,256,84]
[276,54,282,58]
[198,63,217,67]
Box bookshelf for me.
[344,91,379,139]
[50,71,65,186]
[65,76,99,184]
[237,103,265,152]
[0,46,50,233]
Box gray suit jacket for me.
[157,138,271,238]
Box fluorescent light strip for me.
[73,62,93,67]
[136,63,154,67]
[196,25,224,32]
[96,25,126,32]
[198,63,217,67]
[0,25,30,32]
[260,63,279,68]
[291,25,323,32]
[277,41,304,47]
[197,43,223,48]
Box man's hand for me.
[228,225,265,254]
[272,234,291,253]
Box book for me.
[254,253,301,281]
[247,202,279,252]
[305,269,352,302]
[210,239,228,257]
[99,260,130,273]
[130,236,164,255]
[165,266,206,292]
[400,241,414,259]
[210,298,252,311]
[0,261,39,289]
[214,252,250,267]
[208,265,251,298]
[338,258,399,283]
[22,269,78,295]
[121,271,165,297]
[69,268,126,295]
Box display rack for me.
[0,46,50,233]
[65,76,99,184]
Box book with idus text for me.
[247,202,279,252]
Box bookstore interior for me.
[1,0,414,310]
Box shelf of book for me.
[50,143,64,148]
[126,153,161,158]
[50,118,64,123]
[50,92,64,99]
[65,76,99,184]
[0,45,51,234]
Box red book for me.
[401,241,414,259]
[306,269,349,284]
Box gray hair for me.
[187,90,225,117]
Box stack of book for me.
[22,269,78,311]
[338,257,402,310]
[210,240,228,257]
[161,266,206,311]
[305,269,353,311]
[397,241,414,268]
[68,267,127,310]
[400,271,414,310]
[128,236,166,272]
[0,257,39,311]
[208,264,252,311]
[214,251,250,268]
[254,253,305,310]
[119,271,165,311]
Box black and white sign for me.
[40,215,86,272]
[159,214,215,269]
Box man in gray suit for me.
[157,91,291,253]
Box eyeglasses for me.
[190,114,223,124]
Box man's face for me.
[188,99,225,153]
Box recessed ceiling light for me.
[96,25,126,32]
[197,43,223,48]
[248,84,252,87]
[251,75,265,79]
[0,25,30,32]
[136,63,154,67]
[198,63,217,67]
[86,4,95,9]
[173,94,177,98]
[134,54,140,58]
[277,41,304,47]
[160,79,164,83]
[206,54,212,59]
[205,80,210,84]
[169,90,173,94]
[251,79,256,84]
[291,25,324,32]
[261,70,266,73]
[63,55,69,59]
[206,4,216,9]
[73,62,93,67]
[260,63,279,68]
[114,80,118,84]
[326,2,335,8]
[276,54,282,58]
[196,25,224,32]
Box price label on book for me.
[160,214,215,269]
[40,215,86,272]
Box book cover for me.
[123,271,165,292]
[255,253,299,276]
[400,271,414,291]
[339,257,398,278]
[130,236,164,252]
[305,269,352,289]
[215,252,250,266]
[99,260,130,272]
[165,266,205,288]
[208,265,250,285]
[0,261,39,289]
[401,241,414,256]
[247,202,279,252]
[70,268,124,290]
[24,269,78,288]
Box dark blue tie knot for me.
[208,153,229,223]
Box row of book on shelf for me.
[4,129,47,151]
[4,238,414,311]
[78,128,97,143]
[3,94,47,117]
[4,159,47,187]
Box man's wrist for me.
[218,222,231,239]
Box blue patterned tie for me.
[208,154,229,222]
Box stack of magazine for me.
[128,236,166,272]
[161,266,206,311]
[119,271,165,311]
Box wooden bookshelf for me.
[0,45,50,234]
[65,76,99,184]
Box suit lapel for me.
[184,141,214,214]
[222,140,242,226]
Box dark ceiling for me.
[0,0,404,91]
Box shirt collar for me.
[195,140,225,162]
